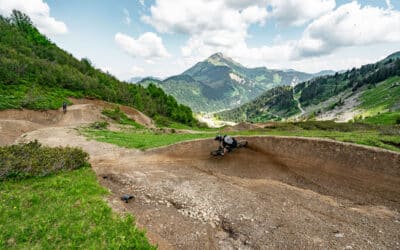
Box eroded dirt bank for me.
[0,100,154,146]
[17,127,400,250]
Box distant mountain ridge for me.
[139,53,318,112]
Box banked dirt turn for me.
[16,126,400,249]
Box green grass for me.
[83,129,213,150]
[0,168,155,249]
[83,121,400,152]
[362,112,400,125]
[101,107,145,129]
[360,76,400,114]
[0,83,82,110]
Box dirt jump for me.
[1,102,400,249]
[0,99,154,146]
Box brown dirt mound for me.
[0,98,155,144]
[69,98,154,128]
[149,137,400,210]
[0,120,42,146]
[222,122,261,132]
[0,104,103,127]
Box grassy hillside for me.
[217,86,299,122]
[218,53,400,123]
[0,11,196,126]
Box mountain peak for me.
[208,52,231,62]
[206,52,242,68]
[209,52,224,59]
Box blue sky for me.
[1,0,400,80]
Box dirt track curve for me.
[1,103,400,249]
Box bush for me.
[89,121,109,130]
[379,125,400,136]
[102,107,144,128]
[0,140,89,180]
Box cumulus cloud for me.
[143,0,268,60]
[123,8,131,25]
[386,0,393,10]
[295,2,400,58]
[268,0,336,26]
[142,0,338,62]
[130,66,145,76]
[115,32,170,59]
[0,0,68,35]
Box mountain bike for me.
[210,140,248,156]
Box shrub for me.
[102,107,144,128]
[379,125,400,136]
[89,121,109,130]
[0,140,89,180]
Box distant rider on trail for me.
[62,101,67,114]
[214,134,238,156]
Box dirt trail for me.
[16,126,400,249]
[0,99,154,145]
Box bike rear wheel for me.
[237,140,248,148]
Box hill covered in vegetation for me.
[0,11,196,126]
[218,52,400,124]
[139,53,315,112]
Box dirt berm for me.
[24,129,396,250]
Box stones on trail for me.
[120,194,135,203]
[344,246,353,250]
[334,233,344,238]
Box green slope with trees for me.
[218,52,400,123]
[0,10,196,126]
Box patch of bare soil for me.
[0,120,42,145]
[69,98,155,128]
[0,99,154,143]
[222,122,262,132]
[317,92,363,122]
[17,126,400,249]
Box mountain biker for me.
[62,101,67,114]
[214,134,238,155]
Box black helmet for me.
[214,135,222,141]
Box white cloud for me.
[115,32,170,59]
[295,2,400,57]
[130,66,145,76]
[0,0,68,35]
[123,8,131,25]
[268,0,335,26]
[142,0,337,63]
[386,0,393,10]
[145,59,155,64]
[143,0,269,61]
[138,0,145,7]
